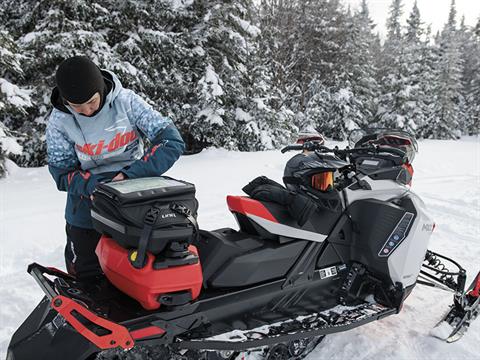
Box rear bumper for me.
[7,296,99,360]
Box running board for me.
[174,302,397,351]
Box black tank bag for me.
[91,177,199,268]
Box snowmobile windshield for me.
[296,131,325,145]
[348,129,418,163]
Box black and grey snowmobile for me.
[7,131,479,360]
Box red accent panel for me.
[51,295,134,350]
[226,196,278,223]
[468,271,480,298]
[402,164,414,186]
[46,266,75,279]
[403,164,414,177]
[96,237,203,310]
[130,326,165,340]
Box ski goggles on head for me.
[311,171,334,192]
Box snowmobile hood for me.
[50,70,119,117]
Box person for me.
[46,55,185,280]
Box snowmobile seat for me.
[226,175,337,242]
[195,228,309,288]
[227,196,331,242]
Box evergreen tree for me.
[0,31,32,176]
[309,4,378,139]
[430,0,465,138]
[464,17,480,134]
[377,0,413,131]
[191,0,293,150]
[348,0,380,129]
[400,1,431,135]
[415,26,440,138]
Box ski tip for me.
[429,321,454,341]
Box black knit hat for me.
[55,56,105,104]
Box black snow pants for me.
[65,223,103,279]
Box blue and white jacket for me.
[46,70,185,229]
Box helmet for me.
[283,153,348,193]
[349,129,418,164]
[283,152,347,213]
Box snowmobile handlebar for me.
[281,142,406,159]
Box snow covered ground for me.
[0,138,479,359]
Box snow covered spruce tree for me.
[457,16,480,135]
[399,1,438,136]
[0,31,32,177]
[192,0,293,150]
[289,0,351,138]
[465,17,480,134]
[348,1,381,129]
[322,1,380,138]
[376,0,417,132]
[258,0,297,111]
[306,1,382,139]
[429,0,465,139]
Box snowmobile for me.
[7,131,480,360]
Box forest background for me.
[0,0,479,177]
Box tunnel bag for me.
[91,177,199,254]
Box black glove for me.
[242,176,284,196]
[247,183,316,227]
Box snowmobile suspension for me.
[418,250,466,294]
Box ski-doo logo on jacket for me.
[75,130,138,157]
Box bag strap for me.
[170,203,199,242]
[132,205,162,269]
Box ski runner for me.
[46,55,185,280]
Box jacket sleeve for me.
[46,120,99,196]
[121,92,185,179]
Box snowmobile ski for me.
[431,271,480,343]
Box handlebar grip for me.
[376,146,406,157]
[281,145,304,153]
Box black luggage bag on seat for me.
[91,177,199,259]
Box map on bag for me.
[104,177,185,194]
